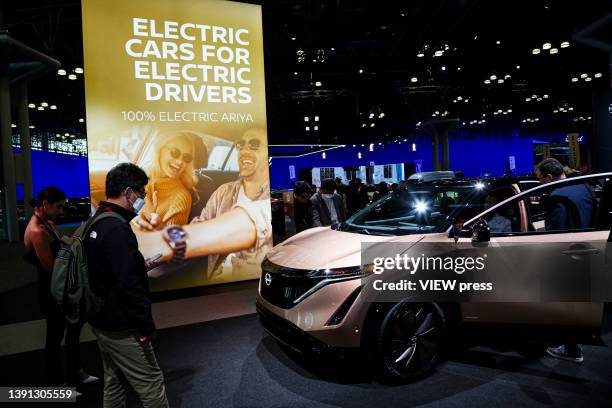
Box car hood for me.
[266,227,442,270]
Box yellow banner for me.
[82,0,270,291]
[567,133,580,169]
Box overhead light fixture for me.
[314,125,319,130]
[330,47,335,51]
[37,106,44,110]
[496,40,501,45]
[412,143,417,152]
[410,77,418,83]
[358,152,362,159]
[369,143,374,152]
[79,118,84,123]
[549,48,558,54]
[571,77,578,82]
[370,123,375,127]
[314,116,319,121]
[434,50,443,57]
[314,81,322,87]
[416,52,424,58]
[74,67,84,74]
[359,69,364,74]
[484,79,491,84]
[542,43,552,50]
[532,48,541,54]
[543,94,549,98]
[29,125,35,129]
[457,96,463,101]
[28,103,35,108]
[560,41,570,48]
[68,74,77,80]
[305,126,310,131]
[504,74,511,79]
[291,37,296,41]
[594,72,602,78]
[64,133,69,136]
[525,97,531,101]
[57,69,66,76]
[516,65,521,69]
[490,75,497,80]
[369,113,374,119]
[580,73,588,78]
[441,65,447,71]
[293,71,298,75]
[41,102,48,107]
[304,116,309,122]
[50,105,57,110]
[497,79,504,83]
[379,112,385,118]
[11,123,16,128]
[585,77,592,82]
[322,152,326,159]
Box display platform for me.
[1,312,610,407]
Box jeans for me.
[92,327,169,408]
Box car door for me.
[458,173,612,342]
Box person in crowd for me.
[372,181,390,201]
[141,131,203,226]
[483,193,512,233]
[535,158,595,363]
[24,187,98,388]
[293,181,313,233]
[309,178,346,228]
[390,182,399,192]
[86,163,169,408]
[134,128,272,281]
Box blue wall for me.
[16,150,90,200]
[270,137,535,189]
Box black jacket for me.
[86,201,155,337]
[309,193,346,227]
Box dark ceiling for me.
[3,0,611,145]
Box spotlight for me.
[57,69,66,76]
[78,118,84,123]
[580,73,587,78]
[410,77,418,83]
[475,182,485,190]
[315,81,322,87]
[416,52,425,58]
[74,67,84,74]
[542,43,551,50]
[441,65,447,71]
[571,77,578,82]
[594,72,602,78]
[28,103,35,108]
[322,152,326,159]
[532,48,541,54]
[314,116,319,121]
[549,48,558,54]
[41,102,48,107]
[68,74,77,80]
[414,201,428,213]
[490,75,497,80]
[560,41,570,48]
[484,79,491,84]
[304,116,309,122]
[50,105,57,110]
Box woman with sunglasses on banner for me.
[141,132,201,226]
[24,187,98,389]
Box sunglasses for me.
[236,138,262,151]
[168,147,193,163]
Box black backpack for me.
[50,212,124,324]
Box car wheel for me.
[376,300,445,382]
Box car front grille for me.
[259,259,328,309]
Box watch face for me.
[167,226,187,241]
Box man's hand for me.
[133,191,166,231]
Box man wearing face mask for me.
[86,163,169,408]
[309,178,346,228]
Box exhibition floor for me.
[1,308,612,407]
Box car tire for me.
[376,300,446,382]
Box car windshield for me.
[342,184,481,235]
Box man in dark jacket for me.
[535,158,594,364]
[86,163,168,408]
[310,178,346,228]
[293,181,312,233]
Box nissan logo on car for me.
[264,273,272,286]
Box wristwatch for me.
[162,225,189,262]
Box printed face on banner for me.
[82,0,270,291]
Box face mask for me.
[131,197,145,213]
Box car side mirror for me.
[471,218,491,243]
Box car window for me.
[224,147,239,171]
[472,175,612,235]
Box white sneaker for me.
[80,375,100,384]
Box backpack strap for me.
[76,212,127,239]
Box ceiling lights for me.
[57,69,66,76]
[532,48,541,54]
